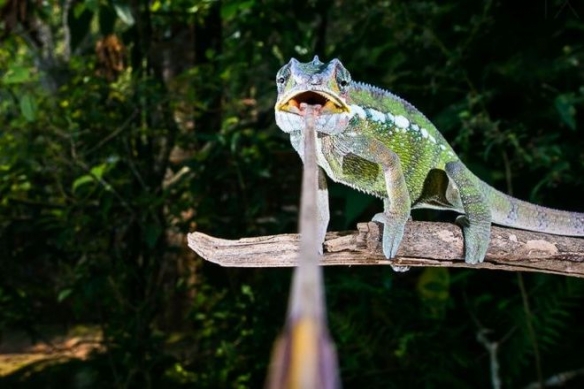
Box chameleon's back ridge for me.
[274,56,584,266]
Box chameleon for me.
[274,56,584,266]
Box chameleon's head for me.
[275,56,353,135]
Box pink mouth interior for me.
[283,91,344,114]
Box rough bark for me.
[188,221,584,278]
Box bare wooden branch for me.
[187,221,584,278]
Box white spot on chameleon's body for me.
[429,135,437,144]
[387,113,395,123]
[440,145,447,150]
[369,109,385,122]
[350,104,366,119]
[411,124,420,132]
[420,128,429,138]
[374,111,385,123]
[394,115,409,128]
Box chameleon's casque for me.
[275,56,584,265]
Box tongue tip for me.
[299,103,324,117]
[300,102,323,109]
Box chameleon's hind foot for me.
[455,215,490,265]
[445,161,492,265]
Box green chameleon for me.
[274,56,584,265]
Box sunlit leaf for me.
[58,289,73,302]
[2,66,32,84]
[73,2,86,18]
[72,163,108,191]
[113,1,135,26]
[19,93,37,121]
[150,0,161,12]
[90,163,107,179]
[72,174,94,191]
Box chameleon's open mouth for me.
[278,90,349,114]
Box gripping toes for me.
[445,161,492,265]
[347,139,411,270]
[372,211,407,259]
[455,215,491,265]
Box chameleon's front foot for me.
[372,211,410,271]
[372,212,405,258]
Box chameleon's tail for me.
[483,182,584,237]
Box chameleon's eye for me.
[339,79,349,87]
[277,76,286,84]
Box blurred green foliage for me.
[1,0,584,388]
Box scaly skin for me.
[274,56,584,265]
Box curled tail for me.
[483,182,584,237]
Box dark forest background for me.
[1,0,584,388]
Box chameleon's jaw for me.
[277,90,350,115]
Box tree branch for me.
[187,221,584,278]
